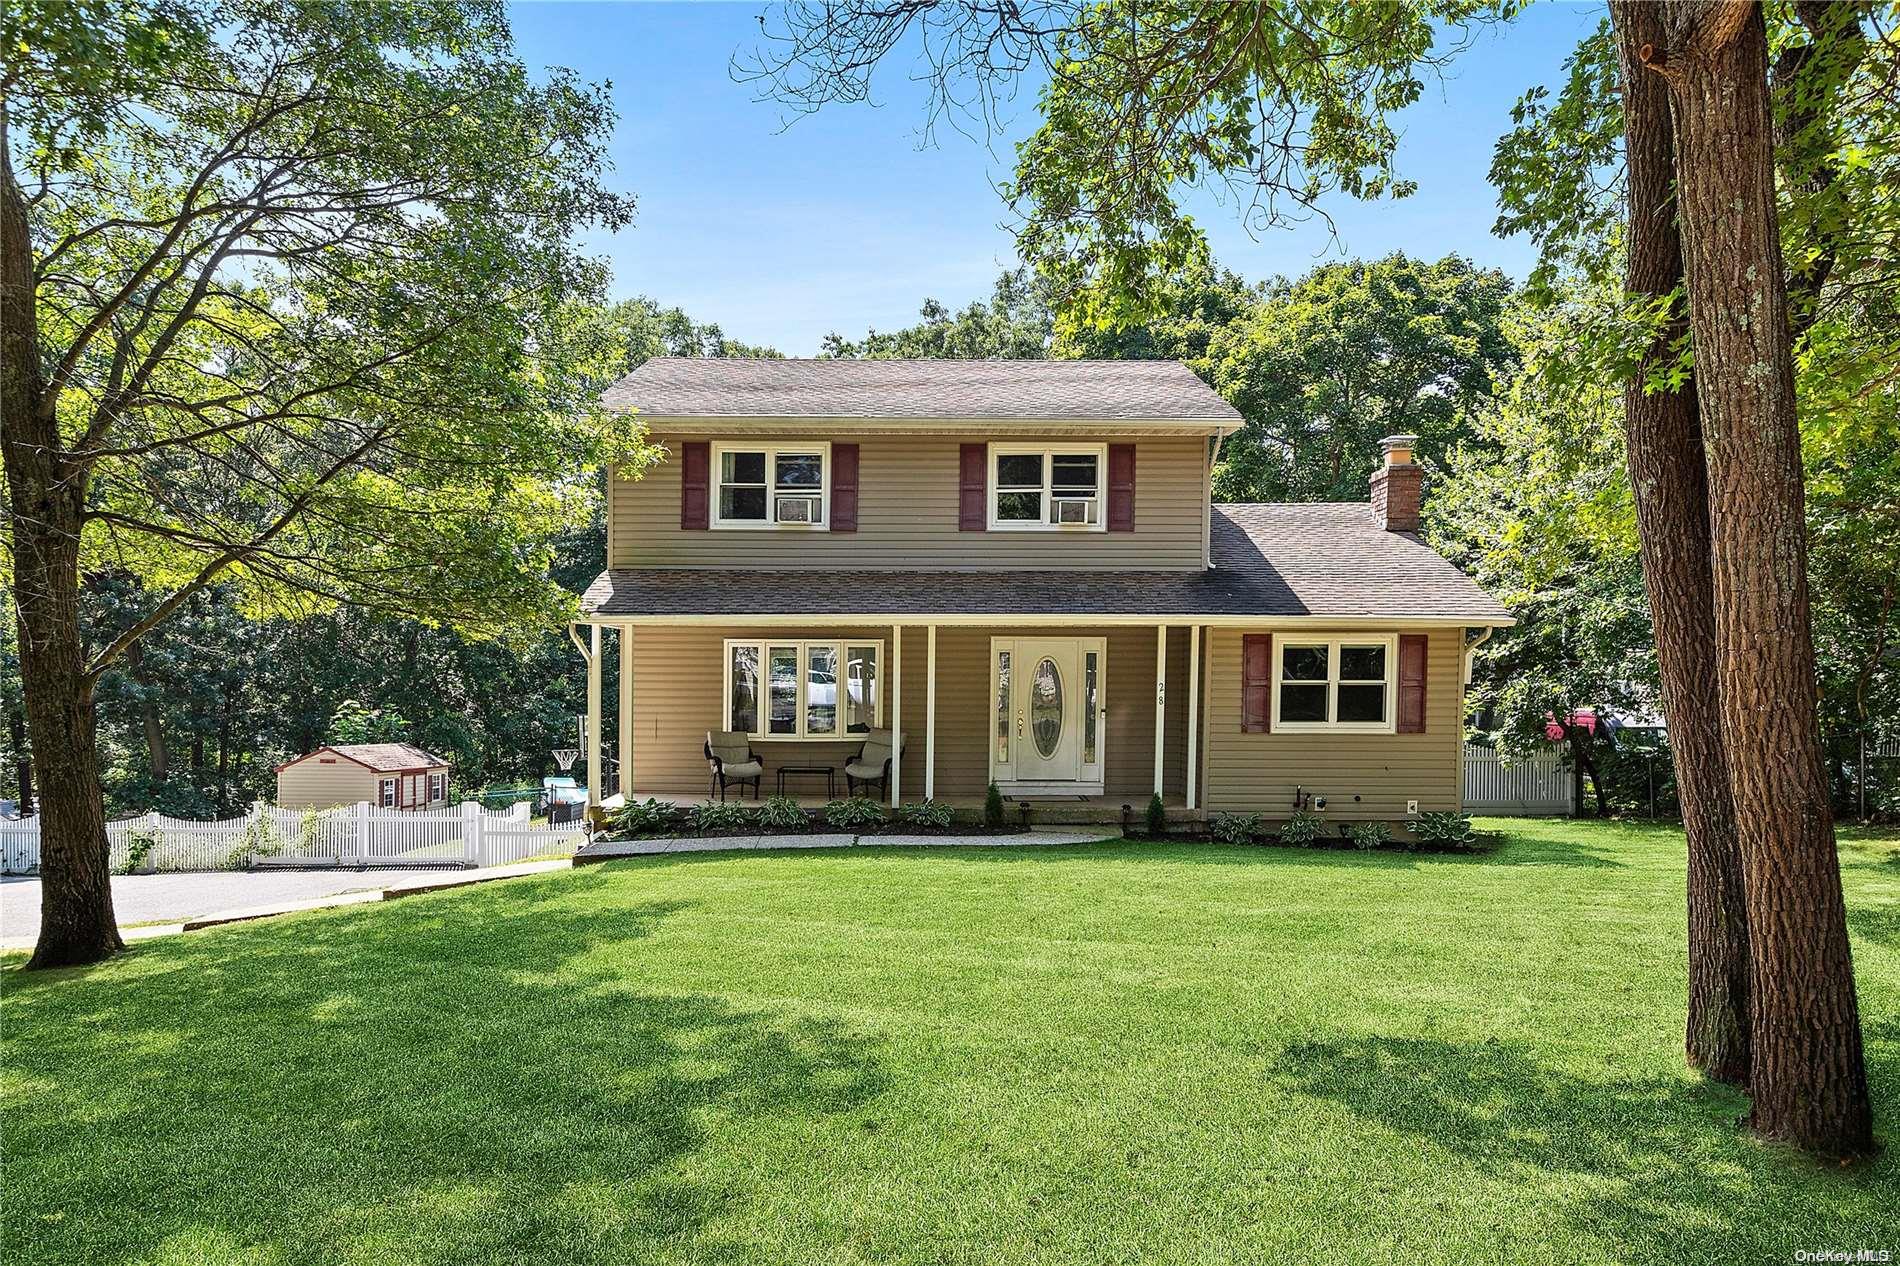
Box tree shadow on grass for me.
[1269,1034,1898,1258]
[2,871,889,1265]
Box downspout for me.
[1464,626,1496,685]
[1204,431,1227,570]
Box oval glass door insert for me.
[1031,657,1064,758]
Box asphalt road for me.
[1,868,451,948]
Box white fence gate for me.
[1461,742,1576,816]
[0,801,588,875]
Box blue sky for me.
[509,1,1607,355]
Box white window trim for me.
[428,772,446,803]
[723,638,883,740]
[379,777,397,808]
[987,441,1107,532]
[1270,634,1398,734]
[711,441,831,530]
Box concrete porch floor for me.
[603,788,1202,826]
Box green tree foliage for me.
[1487,3,1900,764]
[326,701,413,748]
[742,0,1492,330]
[821,270,1052,359]
[1428,292,1652,814]
[1205,254,1516,501]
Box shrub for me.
[121,828,159,874]
[1348,820,1391,850]
[1279,806,1326,847]
[1210,811,1263,845]
[691,800,753,836]
[1145,793,1168,837]
[823,796,887,830]
[754,795,810,831]
[895,799,954,830]
[984,781,1006,829]
[614,797,682,837]
[1413,810,1476,848]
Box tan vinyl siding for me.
[275,758,449,810]
[625,624,1193,801]
[1199,627,1464,820]
[609,434,1208,570]
[276,758,380,810]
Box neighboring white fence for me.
[1462,743,1576,816]
[0,801,588,875]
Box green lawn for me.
[4,821,1898,1264]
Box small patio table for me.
[776,765,837,798]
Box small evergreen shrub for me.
[984,781,1007,829]
[1348,820,1392,850]
[1145,793,1168,837]
[1210,812,1264,845]
[615,797,682,836]
[691,800,753,835]
[823,797,887,830]
[754,795,809,831]
[1279,806,1326,847]
[1413,810,1476,848]
[895,799,955,830]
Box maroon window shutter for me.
[830,443,859,532]
[1107,443,1137,532]
[680,441,709,530]
[959,443,987,531]
[1242,633,1272,733]
[1397,634,1428,733]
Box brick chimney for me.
[1369,434,1422,533]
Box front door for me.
[991,637,1106,790]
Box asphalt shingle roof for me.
[582,504,1510,621]
[323,743,448,772]
[601,357,1244,423]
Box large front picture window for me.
[726,639,881,738]
[713,442,828,528]
[1272,635,1396,732]
[989,443,1104,530]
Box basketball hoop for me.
[552,748,579,772]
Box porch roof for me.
[581,505,1512,623]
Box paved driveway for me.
[1,869,452,948]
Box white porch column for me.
[891,625,903,806]
[1153,624,1168,799]
[585,623,603,808]
[617,625,634,800]
[925,624,937,801]
[1185,625,1201,810]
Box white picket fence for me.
[1461,742,1576,816]
[0,801,587,875]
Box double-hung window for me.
[726,639,882,738]
[428,772,446,803]
[989,443,1105,530]
[1272,635,1396,732]
[379,777,397,808]
[713,442,828,528]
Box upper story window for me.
[1272,635,1396,733]
[989,442,1105,531]
[713,442,829,529]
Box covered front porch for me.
[569,618,1211,824]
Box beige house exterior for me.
[275,743,452,811]
[575,358,1512,830]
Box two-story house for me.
[574,357,1512,828]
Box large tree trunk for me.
[1610,0,1751,1087]
[2,104,124,968]
[7,704,31,813]
[1652,0,1872,1157]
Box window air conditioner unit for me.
[775,494,822,524]
[1052,497,1095,524]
